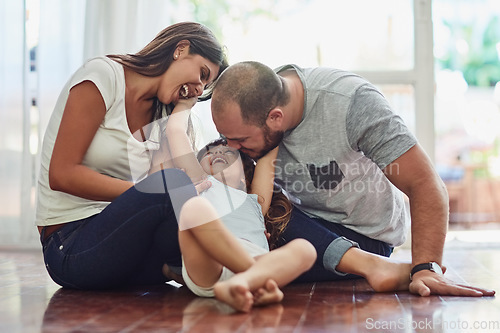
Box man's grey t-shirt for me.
[274,65,417,246]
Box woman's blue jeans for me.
[40,169,197,290]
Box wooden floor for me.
[1,233,499,332]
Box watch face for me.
[430,262,443,275]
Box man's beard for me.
[254,125,284,159]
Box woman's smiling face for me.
[158,44,220,106]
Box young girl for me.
[161,104,316,312]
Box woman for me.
[36,22,228,289]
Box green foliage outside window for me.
[437,16,500,87]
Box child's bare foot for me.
[214,277,254,312]
[253,279,284,306]
[365,258,411,292]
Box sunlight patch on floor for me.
[445,228,500,248]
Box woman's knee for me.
[133,169,197,219]
[135,168,195,195]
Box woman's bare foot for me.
[214,277,254,312]
[162,264,185,285]
[253,279,284,306]
[365,257,411,292]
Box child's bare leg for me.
[214,239,316,309]
[179,197,256,288]
[336,247,411,292]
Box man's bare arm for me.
[384,144,495,297]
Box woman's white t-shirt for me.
[36,57,162,226]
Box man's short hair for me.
[212,61,287,126]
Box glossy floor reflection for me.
[0,243,499,332]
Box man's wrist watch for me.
[410,262,443,281]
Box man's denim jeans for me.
[276,207,393,282]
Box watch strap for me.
[410,262,442,280]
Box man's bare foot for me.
[365,258,411,292]
[214,277,254,312]
[253,279,284,306]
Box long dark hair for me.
[198,138,292,249]
[108,22,228,120]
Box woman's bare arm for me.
[49,81,133,201]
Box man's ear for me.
[266,108,284,130]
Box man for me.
[210,61,495,297]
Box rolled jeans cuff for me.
[323,236,359,276]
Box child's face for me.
[199,144,245,186]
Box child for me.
[161,101,316,312]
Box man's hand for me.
[409,270,495,297]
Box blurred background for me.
[1,0,499,247]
